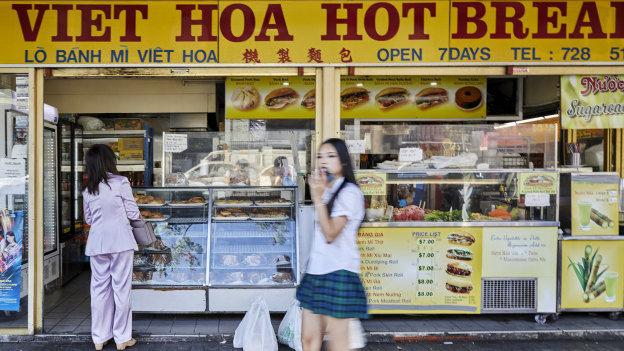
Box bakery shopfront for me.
[1,0,624,334]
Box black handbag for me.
[129,217,157,246]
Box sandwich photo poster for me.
[561,240,624,310]
[340,76,486,119]
[225,77,315,119]
[571,174,619,236]
[0,210,24,311]
[358,227,482,314]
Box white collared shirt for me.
[306,177,365,274]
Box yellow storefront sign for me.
[225,76,315,119]
[561,75,624,129]
[358,227,482,314]
[3,1,624,65]
[561,240,624,310]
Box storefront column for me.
[319,67,343,142]
[31,68,44,333]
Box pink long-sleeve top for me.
[82,173,140,256]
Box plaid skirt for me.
[296,270,369,319]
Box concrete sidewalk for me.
[3,272,620,344]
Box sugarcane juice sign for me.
[561,75,624,129]
[561,240,624,309]
[340,76,486,119]
[225,77,315,119]
[571,174,619,236]
[355,173,386,196]
[358,227,482,314]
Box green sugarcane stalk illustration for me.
[583,281,607,303]
[585,254,602,293]
[591,208,615,228]
[583,245,592,286]
[590,212,609,228]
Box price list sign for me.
[358,227,482,314]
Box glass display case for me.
[356,169,557,225]
[208,186,298,287]
[43,125,57,254]
[341,123,558,170]
[132,187,208,286]
[162,131,312,188]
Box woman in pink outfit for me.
[83,144,139,350]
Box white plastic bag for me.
[277,300,303,351]
[233,296,278,351]
[349,319,367,349]
[324,318,367,349]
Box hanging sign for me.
[562,75,624,129]
[226,77,315,119]
[340,76,486,119]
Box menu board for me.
[358,227,482,314]
[561,240,624,310]
[340,76,486,119]
[226,77,315,119]
[561,75,624,129]
[571,173,619,236]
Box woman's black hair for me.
[321,138,357,185]
[85,144,119,195]
[5,232,15,242]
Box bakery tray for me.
[138,248,171,254]
[213,216,250,221]
[212,265,292,270]
[144,216,170,222]
[213,202,254,207]
[168,203,207,207]
[253,202,293,207]
[250,216,289,221]
[138,203,168,207]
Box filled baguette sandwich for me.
[415,87,448,110]
[301,89,316,109]
[340,87,370,110]
[375,87,409,110]
[265,87,299,110]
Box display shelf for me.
[83,129,146,137]
[167,217,209,224]
[211,245,293,254]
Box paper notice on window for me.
[525,193,550,207]
[346,140,365,154]
[398,147,423,162]
[163,134,188,153]
[0,158,26,195]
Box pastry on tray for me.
[271,271,293,283]
[221,254,239,266]
[242,254,264,266]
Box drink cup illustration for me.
[578,201,592,231]
[604,272,618,302]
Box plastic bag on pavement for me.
[349,319,366,349]
[277,300,303,351]
[323,318,367,349]
[233,296,278,351]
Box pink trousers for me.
[90,250,134,344]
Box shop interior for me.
[0,73,614,330]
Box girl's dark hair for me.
[5,232,14,241]
[85,144,119,195]
[321,138,357,185]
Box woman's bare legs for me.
[324,315,350,351]
[301,308,324,351]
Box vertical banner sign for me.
[340,76,486,119]
[561,240,624,310]
[562,75,624,129]
[226,77,315,119]
[358,227,482,314]
[0,210,24,311]
[571,173,620,236]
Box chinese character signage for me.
[562,75,624,129]
[3,1,624,65]
[340,76,486,119]
[226,76,315,119]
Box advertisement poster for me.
[518,172,558,195]
[340,76,486,119]
[561,75,624,129]
[571,174,619,236]
[0,210,24,311]
[561,240,624,310]
[355,173,386,196]
[226,77,315,119]
[358,227,482,314]
[0,158,26,195]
